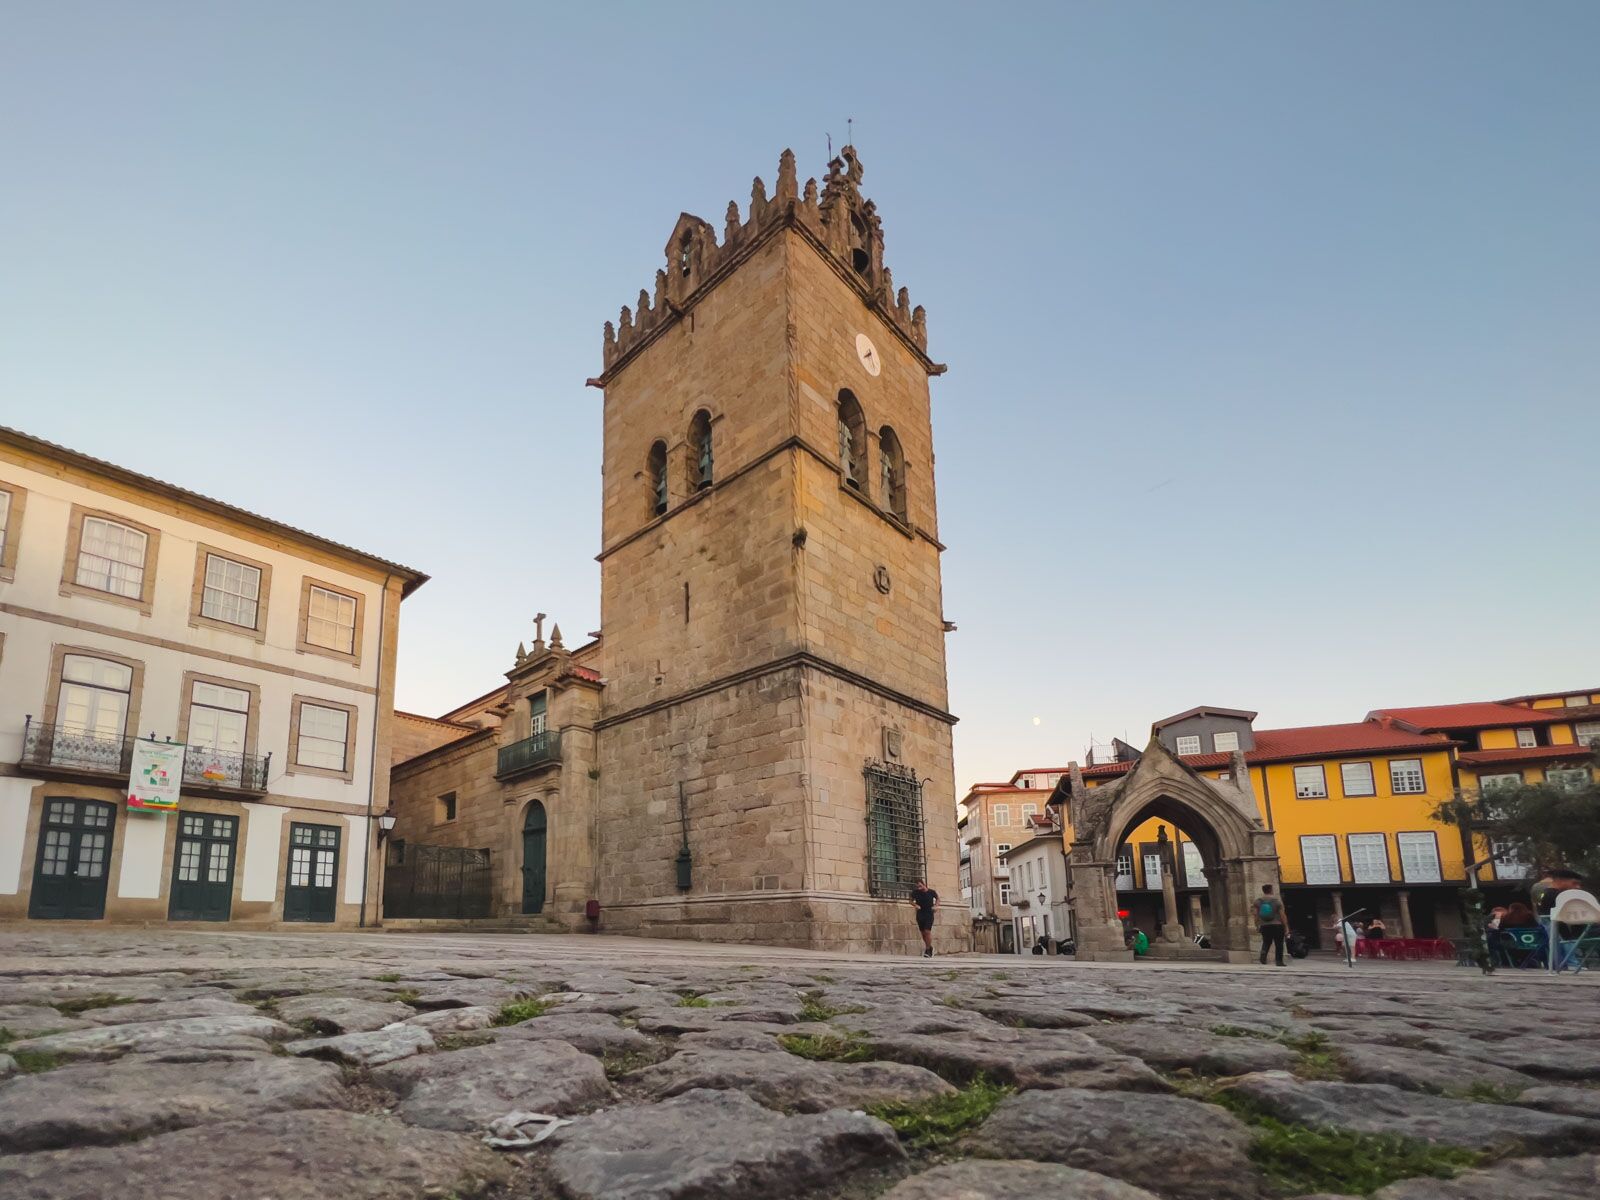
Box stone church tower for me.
[588,147,964,952]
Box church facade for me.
[387,147,966,953]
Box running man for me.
[909,879,938,957]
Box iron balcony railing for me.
[495,729,560,779]
[20,719,134,778]
[19,717,269,795]
[182,745,271,794]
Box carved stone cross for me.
[532,613,547,644]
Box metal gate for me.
[383,843,492,919]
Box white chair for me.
[1547,890,1600,973]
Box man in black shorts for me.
[909,879,938,957]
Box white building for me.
[1000,823,1072,953]
[0,426,425,926]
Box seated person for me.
[1365,917,1387,940]
[1487,906,1508,931]
[1499,901,1539,929]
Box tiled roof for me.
[1152,705,1258,728]
[1497,689,1599,706]
[394,711,475,730]
[1458,745,1599,767]
[1066,722,1448,782]
[1371,702,1567,731]
[2,424,428,595]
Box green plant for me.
[373,973,403,984]
[1211,1024,1274,1040]
[390,989,421,1006]
[0,1027,13,1048]
[1214,1091,1482,1195]
[435,1033,494,1051]
[796,989,866,1021]
[674,994,712,1009]
[938,994,964,1009]
[52,995,133,1015]
[1281,1030,1345,1081]
[12,1049,64,1074]
[866,1076,1012,1149]
[778,1033,873,1063]
[602,1048,662,1079]
[493,998,551,1025]
[1448,1081,1525,1104]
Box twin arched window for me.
[645,412,714,519]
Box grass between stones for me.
[797,990,867,1022]
[674,994,712,1009]
[602,1047,665,1079]
[778,1033,874,1063]
[11,1049,64,1074]
[1446,1081,1526,1104]
[865,1076,1012,1149]
[372,973,403,983]
[390,989,422,1006]
[1211,1024,1347,1080]
[1211,1089,1484,1196]
[52,995,133,1015]
[493,998,552,1025]
[0,1027,13,1048]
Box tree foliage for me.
[1434,756,1600,881]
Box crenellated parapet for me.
[599,146,936,377]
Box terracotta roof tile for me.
[1371,702,1567,731]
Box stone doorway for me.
[521,800,547,915]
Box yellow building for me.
[1370,695,1600,891]
[1016,692,1597,950]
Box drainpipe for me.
[358,573,393,929]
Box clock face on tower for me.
[855,332,881,378]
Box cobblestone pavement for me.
[1,928,1597,1200]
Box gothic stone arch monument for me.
[1067,739,1281,963]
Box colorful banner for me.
[128,738,185,811]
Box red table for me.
[1354,937,1454,961]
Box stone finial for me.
[515,642,527,665]
[802,177,818,206]
[776,149,798,202]
[725,200,741,243]
[1068,761,1085,795]
[911,305,927,349]
[880,266,894,303]
[638,288,651,318]
[550,623,564,651]
[1229,750,1255,804]
[619,305,633,338]
[896,287,911,322]
[750,176,768,222]
[654,269,668,311]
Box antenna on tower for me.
[847,116,853,146]
[826,132,832,158]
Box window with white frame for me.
[1575,721,1600,748]
[1547,767,1591,792]
[1515,728,1537,748]
[305,585,358,654]
[1300,834,1340,885]
[1479,772,1522,793]
[1213,731,1240,752]
[57,655,133,741]
[1142,852,1162,889]
[991,804,1009,827]
[1114,850,1134,890]
[1389,759,1426,795]
[1294,764,1328,798]
[1491,838,1531,880]
[1397,832,1441,883]
[998,882,1010,907]
[295,703,351,772]
[1347,833,1390,883]
[1340,761,1376,797]
[1175,735,1201,756]
[1021,803,1037,823]
[76,516,147,599]
[188,681,249,757]
[201,553,263,629]
[1181,841,1205,885]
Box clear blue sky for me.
[4,3,1596,791]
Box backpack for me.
[1255,897,1283,923]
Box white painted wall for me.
[0,779,32,894]
[116,811,168,898]
[239,805,285,901]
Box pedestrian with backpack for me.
[1255,884,1287,966]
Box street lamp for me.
[376,813,398,841]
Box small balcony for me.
[495,729,561,780]
[21,720,133,780]
[181,746,271,797]
[20,719,269,797]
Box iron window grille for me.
[865,759,925,899]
